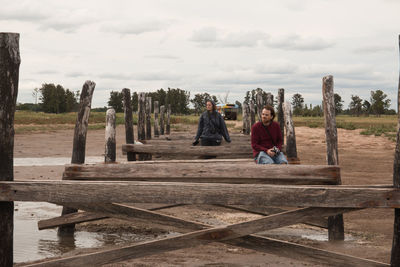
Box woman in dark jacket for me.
[193,100,231,146]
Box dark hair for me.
[262,105,275,120]
[206,100,216,112]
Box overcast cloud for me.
[1,0,400,109]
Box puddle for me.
[14,157,104,166]
[13,202,157,263]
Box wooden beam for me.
[25,208,354,266]
[122,88,135,161]
[0,32,20,267]
[1,181,400,208]
[104,108,116,163]
[63,163,340,185]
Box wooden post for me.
[58,80,95,235]
[256,92,263,122]
[267,93,274,107]
[122,88,135,161]
[250,100,255,128]
[160,105,165,135]
[391,34,400,266]
[0,32,20,267]
[283,102,298,163]
[146,96,152,140]
[105,108,116,163]
[278,88,285,145]
[322,75,344,241]
[138,92,146,140]
[154,101,160,137]
[166,104,171,135]
[242,103,249,134]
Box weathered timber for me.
[153,101,159,137]
[137,92,146,140]
[26,207,354,266]
[391,34,400,267]
[59,80,95,235]
[277,88,285,145]
[160,105,165,135]
[122,88,135,161]
[250,100,255,127]
[0,32,20,267]
[145,96,152,140]
[283,102,299,162]
[256,91,263,122]
[266,92,274,106]
[322,75,344,241]
[122,143,253,157]
[242,103,250,134]
[38,204,185,230]
[63,163,340,185]
[104,109,116,163]
[2,181,400,208]
[152,133,250,141]
[166,104,171,135]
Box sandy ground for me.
[14,123,396,266]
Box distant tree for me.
[190,92,218,115]
[166,88,190,114]
[349,95,363,116]
[334,93,344,115]
[108,91,123,112]
[370,90,391,117]
[39,83,77,113]
[291,93,304,116]
[362,100,371,116]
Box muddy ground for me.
[14,123,396,266]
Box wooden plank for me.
[59,80,95,235]
[38,204,185,230]
[122,143,253,157]
[391,34,400,267]
[0,32,20,267]
[122,88,135,161]
[63,163,340,185]
[25,208,353,266]
[1,181,400,208]
[323,75,344,241]
[104,108,116,163]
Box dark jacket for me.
[195,111,231,142]
[251,121,283,157]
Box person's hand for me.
[266,148,276,157]
[192,140,199,146]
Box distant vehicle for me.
[216,103,239,120]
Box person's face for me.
[262,108,273,124]
[206,101,213,111]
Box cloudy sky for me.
[2,0,400,109]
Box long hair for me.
[262,105,275,120]
[206,100,216,112]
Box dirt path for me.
[14,125,396,266]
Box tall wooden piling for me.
[160,105,165,135]
[250,100,255,128]
[391,34,400,266]
[59,80,96,235]
[0,32,20,267]
[277,89,285,145]
[322,75,344,241]
[122,88,135,161]
[267,93,274,107]
[256,92,263,122]
[138,92,146,140]
[166,104,171,135]
[154,101,160,137]
[146,97,152,140]
[283,102,298,163]
[105,108,116,163]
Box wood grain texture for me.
[283,101,298,159]
[122,88,135,161]
[277,88,285,145]
[104,108,116,163]
[145,96,152,140]
[160,105,165,135]
[153,101,159,137]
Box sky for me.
[2,0,400,109]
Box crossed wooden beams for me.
[0,181,395,266]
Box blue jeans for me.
[255,151,288,164]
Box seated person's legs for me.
[273,153,288,164]
[256,151,274,164]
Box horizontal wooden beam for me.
[63,163,340,185]
[122,144,253,156]
[1,181,399,208]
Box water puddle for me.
[14,157,104,166]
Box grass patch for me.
[360,125,397,137]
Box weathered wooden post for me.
[267,93,274,106]
[138,92,146,140]
[59,80,96,235]
[250,100,255,128]
[256,92,263,122]
[277,88,285,145]
[105,108,116,163]
[391,34,400,266]
[122,88,135,161]
[283,102,299,163]
[0,32,20,267]
[154,101,160,137]
[322,75,344,241]
[146,96,152,140]
[166,104,171,135]
[242,103,249,134]
[160,105,165,135]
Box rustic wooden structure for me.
[242,103,250,134]
[0,32,20,267]
[104,108,116,163]
[256,91,263,122]
[277,88,285,144]
[122,88,135,161]
[283,102,299,163]
[250,100,255,128]
[160,105,165,135]
[146,96,152,140]
[154,100,160,137]
[166,104,171,135]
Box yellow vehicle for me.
[216,103,238,120]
